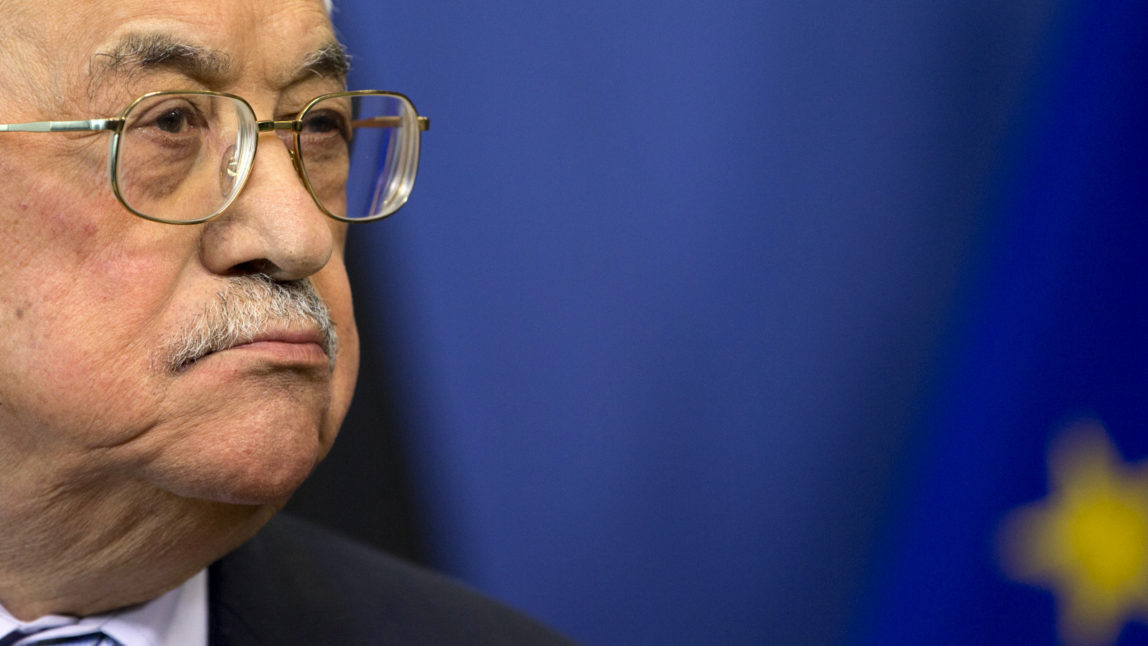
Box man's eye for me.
[302,111,347,137]
[154,109,190,133]
[140,102,208,135]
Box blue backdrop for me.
[331,1,1148,644]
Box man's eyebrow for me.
[88,34,349,97]
[295,41,352,83]
[91,32,232,85]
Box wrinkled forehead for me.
[4,0,343,110]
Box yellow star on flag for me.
[999,422,1148,646]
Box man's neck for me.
[0,476,272,620]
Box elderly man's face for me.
[0,0,359,507]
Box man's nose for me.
[198,132,334,280]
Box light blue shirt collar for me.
[0,570,206,646]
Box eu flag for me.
[853,3,1148,644]
[312,0,1148,644]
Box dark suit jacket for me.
[208,514,578,645]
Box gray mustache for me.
[159,274,338,373]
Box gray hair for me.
[158,275,338,373]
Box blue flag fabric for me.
[330,1,1148,644]
[854,2,1148,645]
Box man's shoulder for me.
[208,513,577,646]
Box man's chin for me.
[136,379,340,506]
[172,449,323,507]
[197,466,317,507]
[134,421,330,508]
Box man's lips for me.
[243,329,329,351]
[197,328,331,367]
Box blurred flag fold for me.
[852,3,1148,645]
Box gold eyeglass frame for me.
[0,89,430,225]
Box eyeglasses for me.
[0,90,429,224]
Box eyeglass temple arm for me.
[0,118,121,133]
[0,114,431,133]
[351,115,430,131]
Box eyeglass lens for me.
[300,93,420,221]
[114,92,419,223]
